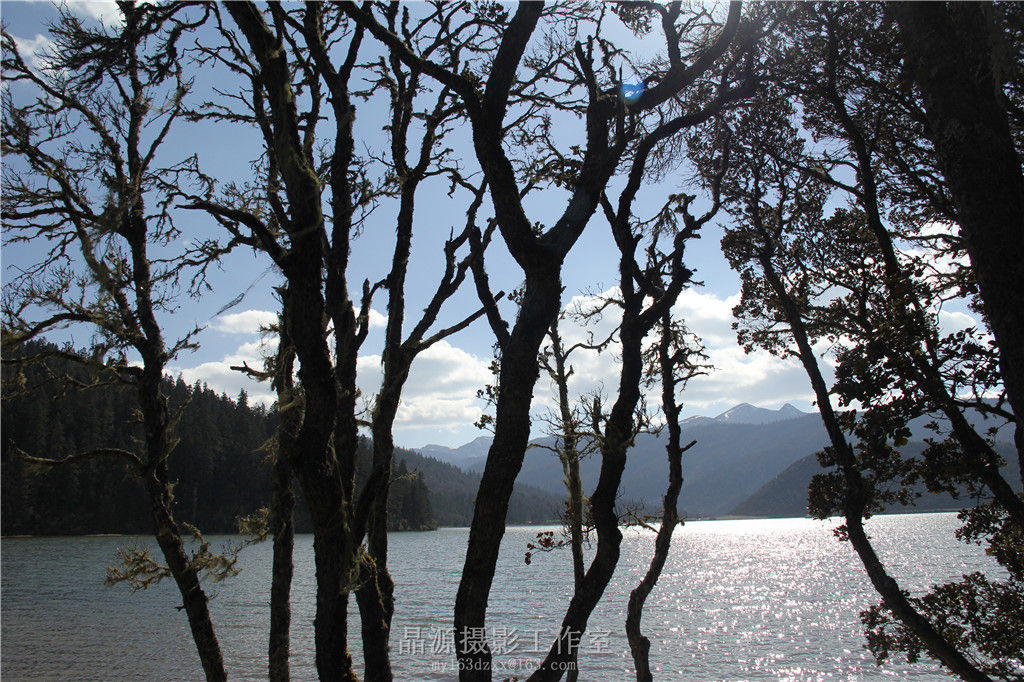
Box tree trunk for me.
[455,271,562,681]
[286,276,359,682]
[269,310,299,682]
[625,483,679,682]
[549,325,587,592]
[139,371,225,681]
[310,526,357,682]
[138,351,226,681]
[763,257,992,682]
[626,317,689,682]
[355,557,394,682]
[893,2,1024,480]
[562,443,584,682]
[527,315,645,682]
[355,395,406,682]
[269,450,295,682]
[144,473,227,682]
[546,322,585,682]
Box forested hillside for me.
[398,445,562,526]
[1,341,437,535]
[1,341,560,535]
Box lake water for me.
[1,513,999,680]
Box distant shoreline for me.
[1,509,964,539]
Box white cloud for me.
[63,1,125,26]
[535,287,820,421]
[358,340,494,433]
[938,309,978,336]
[405,341,494,396]
[11,34,56,72]
[212,308,381,336]
[673,287,739,322]
[22,1,126,26]
[176,360,275,405]
[213,309,277,335]
[174,287,827,444]
[393,398,485,430]
[682,345,815,410]
[172,334,278,406]
[178,323,494,432]
[672,288,741,346]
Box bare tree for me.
[1,4,228,679]
[353,10,500,670]
[183,4,373,676]
[536,314,608,588]
[521,77,738,680]
[345,4,754,678]
[179,4,495,678]
[528,310,615,682]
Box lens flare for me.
[620,81,645,103]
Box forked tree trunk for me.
[455,272,563,681]
[284,274,359,682]
[223,6,364,678]
[355,398,406,682]
[528,314,647,682]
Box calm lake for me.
[2,513,998,680]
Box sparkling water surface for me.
[2,512,996,680]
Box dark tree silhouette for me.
[346,3,754,678]
[1,5,232,679]
[707,54,1013,675]
[179,4,493,678]
[893,3,1024,467]
[626,314,705,682]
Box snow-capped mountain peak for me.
[713,402,807,425]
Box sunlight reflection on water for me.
[2,513,994,680]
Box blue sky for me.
[6,1,978,449]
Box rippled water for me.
[2,513,998,680]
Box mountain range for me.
[416,402,1019,519]
[418,435,494,467]
[419,403,823,517]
